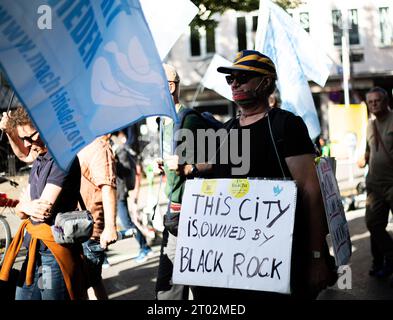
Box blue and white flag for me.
[255,0,333,140]
[0,0,178,170]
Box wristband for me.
[190,164,199,177]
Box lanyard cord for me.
[267,112,286,179]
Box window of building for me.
[379,7,393,46]
[252,16,258,32]
[236,15,259,51]
[190,23,216,57]
[348,9,360,45]
[332,10,342,46]
[206,24,216,54]
[237,17,247,51]
[299,12,310,33]
[190,24,201,56]
[332,9,360,46]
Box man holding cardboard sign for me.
[183,50,337,300]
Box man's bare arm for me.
[358,142,370,168]
[286,154,333,293]
[16,183,61,222]
[165,155,213,176]
[286,154,327,252]
[100,184,118,249]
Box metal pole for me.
[341,8,350,109]
[0,90,15,140]
[340,8,354,183]
[190,82,204,109]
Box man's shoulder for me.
[223,117,237,129]
[78,139,98,159]
[366,117,373,130]
[270,108,296,120]
[270,108,309,133]
[179,106,198,120]
[180,108,209,129]
[79,138,112,160]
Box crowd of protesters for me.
[0,51,392,301]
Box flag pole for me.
[190,81,204,109]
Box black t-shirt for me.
[24,153,81,249]
[206,108,318,297]
[215,108,315,179]
[29,153,81,223]
[114,145,136,200]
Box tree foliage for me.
[190,0,302,28]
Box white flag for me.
[141,0,198,60]
[201,54,233,101]
[255,0,333,140]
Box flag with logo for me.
[255,0,332,140]
[0,0,195,170]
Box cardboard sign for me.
[173,178,297,294]
[316,157,352,266]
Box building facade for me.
[166,0,393,135]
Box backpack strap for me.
[223,116,239,130]
[172,108,199,152]
[78,193,87,211]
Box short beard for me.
[235,98,257,107]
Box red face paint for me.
[232,91,257,106]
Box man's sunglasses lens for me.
[20,131,38,143]
[225,74,253,85]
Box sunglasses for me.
[226,73,261,85]
[19,130,38,144]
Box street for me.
[0,0,392,312]
[99,206,393,300]
[1,159,393,300]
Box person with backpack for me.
[111,131,152,263]
[155,64,217,300]
[191,50,337,300]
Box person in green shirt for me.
[319,137,331,157]
[155,64,212,300]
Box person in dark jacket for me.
[112,131,152,263]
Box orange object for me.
[0,220,87,300]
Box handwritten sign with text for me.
[316,157,352,266]
[173,178,297,294]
